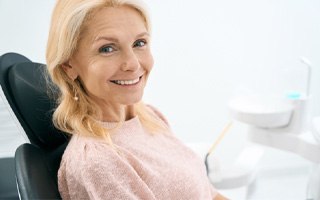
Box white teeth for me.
[113,77,140,85]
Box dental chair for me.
[0,52,68,199]
[0,53,30,200]
[0,157,18,199]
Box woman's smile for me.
[110,75,143,87]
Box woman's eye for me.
[133,40,147,48]
[99,46,114,54]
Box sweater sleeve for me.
[58,140,157,200]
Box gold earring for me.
[73,85,79,101]
[72,76,80,101]
[73,88,79,101]
[74,94,79,101]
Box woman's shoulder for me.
[59,135,118,171]
[57,135,142,199]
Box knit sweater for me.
[58,107,217,200]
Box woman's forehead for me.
[84,6,147,39]
[80,8,146,45]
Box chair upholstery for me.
[0,157,19,200]
[0,53,30,200]
[0,53,69,199]
[15,143,67,199]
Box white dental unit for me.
[207,58,320,199]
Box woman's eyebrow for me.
[135,32,150,38]
[93,32,150,43]
[94,36,118,43]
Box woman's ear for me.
[61,61,78,81]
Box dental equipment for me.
[300,56,312,97]
[227,57,320,199]
[205,121,233,174]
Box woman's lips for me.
[110,75,143,86]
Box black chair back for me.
[0,53,69,199]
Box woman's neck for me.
[101,104,136,122]
[125,105,136,120]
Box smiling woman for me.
[45,0,227,199]
[61,6,153,122]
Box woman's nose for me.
[120,49,140,72]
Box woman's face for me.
[64,6,153,114]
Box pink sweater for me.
[58,107,217,200]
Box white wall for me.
[1,0,320,164]
[0,0,56,60]
[147,0,320,163]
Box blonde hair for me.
[46,0,166,141]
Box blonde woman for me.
[46,0,227,199]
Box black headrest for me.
[0,53,68,151]
[0,53,31,104]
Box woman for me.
[46,0,227,199]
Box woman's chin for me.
[118,94,144,106]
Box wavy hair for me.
[46,0,166,142]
